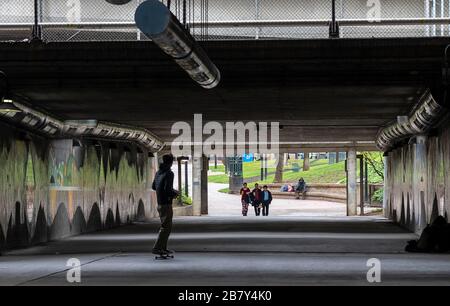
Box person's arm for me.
[165,172,178,198]
[269,191,273,203]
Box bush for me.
[180,188,192,205]
[372,188,384,203]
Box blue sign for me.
[242,154,254,163]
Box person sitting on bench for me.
[295,178,307,200]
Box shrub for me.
[372,188,384,203]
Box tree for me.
[362,152,384,181]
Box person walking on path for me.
[261,185,273,216]
[252,183,263,216]
[239,182,251,216]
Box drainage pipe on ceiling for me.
[0,101,164,152]
[135,0,221,89]
[376,89,446,152]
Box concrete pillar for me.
[413,135,428,233]
[274,153,284,183]
[184,161,189,197]
[191,154,208,216]
[359,154,364,216]
[264,155,268,179]
[303,152,310,171]
[336,151,340,163]
[346,149,358,216]
[177,158,182,206]
[201,156,209,215]
[383,153,389,218]
[192,156,202,216]
[260,154,265,180]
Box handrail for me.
[2,17,450,30]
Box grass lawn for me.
[209,160,276,183]
[210,155,384,186]
[209,159,334,184]
[254,161,347,185]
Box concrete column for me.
[383,153,389,218]
[413,135,428,233]
[192,156,202,216]
[346,149,358,216]
[303,152,310,171]
[201,156,209,215]
[260,154,265,180]
[336,151,340,163]
[177,158,182,206]
[184,161,189,197]
[359,155,364,216]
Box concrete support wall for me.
[192,155,207,216]
[0,122,159,251]
[346,149,358,216]
[201,156,209,215]
[385,124,450,233]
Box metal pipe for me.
[0,101,164,152]
[441,0,444,35]
[425,0,430,36]
[332,0,336,25]
[432,0,437,36]
[376,89,445,151]
[134,0,220,89]
[32,0,40,40]
[255,0,260,40]
[5,16,450,30]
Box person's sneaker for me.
[152,249,165,255]
[164,249,175,255]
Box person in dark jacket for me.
[261,185,273,216]
[151,154,179,256]
[295,178,307,200]
[251,183,263,216]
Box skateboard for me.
[154,251,175,260]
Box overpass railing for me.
[1,0,450,42]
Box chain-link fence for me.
[0,0,449,42]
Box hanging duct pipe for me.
[135,0,220,89]
[376,89,445,152]
[0,101,164,152]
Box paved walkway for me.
[1,216,449,286]
[208,183,379,217]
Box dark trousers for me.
[153,205,173,251]
[296,190,306,200]
[262,203,270,216]
[254,205,261,216]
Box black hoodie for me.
[152,163,177,205]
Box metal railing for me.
[1,0,450,42]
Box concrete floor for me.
[1,216,449,286]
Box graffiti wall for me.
[385,120,450,233]
[0,122,158,251]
